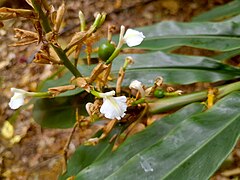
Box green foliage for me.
[61,102,206,179]
[63,92,240,180]
[111,52,240,85]
[119,15,240,52]
[59,130,115,180]
[37,51,240,94]
[33,93,93,128]
[138,15,240,36]
[104,92,240,180]
[192,0,240,21]
[137,36,240,51]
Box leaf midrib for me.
[144,35,240,40]
[115,67,240,74]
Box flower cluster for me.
[9,27,146,122]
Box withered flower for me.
[0,7,36,20]
[9,28,38,46]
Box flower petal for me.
[129,80,142,89]
[123,29,145,47]
[10,88,27,94]
[129,80,145,97]
[98,90,115,98]
[100,96,127,120]
[9,93,25,109]
[9,88,27,109]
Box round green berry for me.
[153,89,165,98]
[98,42,115,61]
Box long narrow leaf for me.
[97,15,240,52]
[112,52,239,70]
[135,36,240,51]
[192,0,240,21]
[213,48,240,61]
[75,103,206,179]
[138,15,240,37]
[104,92,240,179]
[59,131,115,180]
[110,52,240,85]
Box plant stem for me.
[132,98,146,106]
[51,44,82,77]
[90,90,101,98]
[31,0,51,33]
[27,91,51,97]
[217,81,240,98]
[105,48,121,65]
[149,81,240,113]
[105,26,125,65]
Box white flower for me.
[129,80,145,97]
[9,88,28,110]
[123,28,145,47]
[99,90,127,120]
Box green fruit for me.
[98,42,115,61]
[154,89,165,98]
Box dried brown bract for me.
[33,49,62,65]
[48,85,76,96]
[65,31,87,53]
[54,2,65,33]
[45,31,58,44]
[14,28,38,40]
[0,7,37,20]
[71,77,92,92]
[88,62,109,84]
[9,28,39,46]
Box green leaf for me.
[98,15,240,52]
[33,93,94,128]
[107,92,240,180]
[131,11,240,52]
[38,51,240,91]
[74,103,206,179]
[192,0,240,22]
[213,48,240,61]
[59,131,115,180]
[121,66,239,86]
[113,52,238,70]
[135,36,240,51]
[75,92,240,179]
[121,15,240,52]
[138,15,240,37]
[110,52,240,85]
